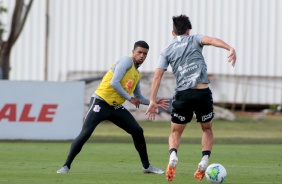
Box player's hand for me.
[228,48,236,67]
[129,97,140,108]
[145,102,159,121]
[156,98,170,110]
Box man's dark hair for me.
[134,40,149,50]
[172,14,192,35]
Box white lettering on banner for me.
[201,112,213,122]
[0,80,84,140]
[0,103,58,122]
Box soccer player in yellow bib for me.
[57,41,169,174]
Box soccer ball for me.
[205,163,227,183]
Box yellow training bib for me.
[95,59,140,106]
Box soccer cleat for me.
[194,169,205,181]
[166,154,178,182]
[56,166,70,173]
[143,164,165,174]
[194,155,209,181]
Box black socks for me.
[202,150,211,158]
[169,148,178,155]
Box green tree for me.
[0,0,33,79]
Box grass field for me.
[92,115,282,144]
[0,115,282,184]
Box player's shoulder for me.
[118,56,132,64]
[187,34,205,40]
[119,56,131,62]
[187,34,205,46]
[117,56,132,68]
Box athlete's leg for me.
[194,88,214,180]
[109,107,150,168]
[169,122,187,150]
[193,121,213,180]
[198,121,213,171]
[200,121,213,153]
[62,98,109,169]
[166,122,187,181]
[167,89,194,181]
[109,107,163,174]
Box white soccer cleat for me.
[166,151,178,181]
[194,155,209,181]
[169,152,178,168]
[143,164,165,174]
[57,166,70,174]
[198,155,209,171]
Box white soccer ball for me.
[205,163,227,183]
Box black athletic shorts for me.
[171,88,214,124]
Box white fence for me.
[1,0,282,106]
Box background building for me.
[1,0,282,110]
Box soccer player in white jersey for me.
[146,14,236,182]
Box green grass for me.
[0,115,282,183]
[0,143,281,184]
[91,115,282,144]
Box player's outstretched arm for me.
[202,36,236,67]
[145,69,165,120]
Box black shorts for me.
[171,88,214,124]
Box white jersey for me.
[157,34,210,92]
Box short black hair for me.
[134,40,149,50]
[172,14,192,35]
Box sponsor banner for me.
[0,81,85,140]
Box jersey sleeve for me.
[110,57,132,100]
[156,52,169,71]
[195,34,205,46]
[133,81,150,105]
